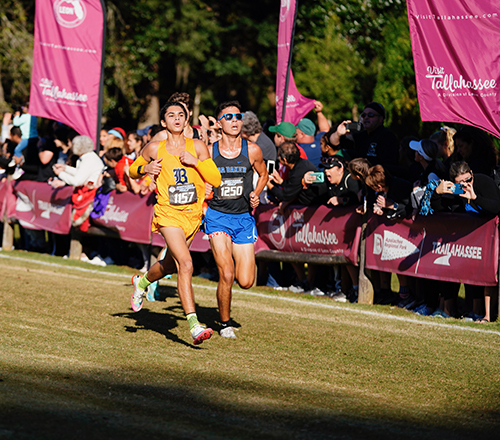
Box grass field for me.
[1,250,499,440]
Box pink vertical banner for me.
[276,0,315,125]
[407,1,500,137]
[29,0,106,146]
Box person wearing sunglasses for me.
[430,161,500,323]
[433,161,500,215]
[203,100,268,339]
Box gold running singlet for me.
[152,138,206,240]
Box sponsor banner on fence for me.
[29,0,105,144]
[365,213,499,286]
[91,191,155,244]
[13,181,73,233]
[254,204,362,265]
[407,0,500,137]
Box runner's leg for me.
[233,242,255,289]
[210,233,235,322]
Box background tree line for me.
[0,0,437,138]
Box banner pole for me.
[96,0,107,153]
[281,0,298,123]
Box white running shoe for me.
[130,275,145,312]
[12,166,24,180]
[220,326,237,339]
[192,324,213,345]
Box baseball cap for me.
[363,102,385,118]
[268,122,296,138]
[136,125,153,137]
[296,118,316,136]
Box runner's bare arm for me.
[248,141,268,199]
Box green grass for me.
[0,250,499,440]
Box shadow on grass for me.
[113,285,228,349]
[1,368,499,440]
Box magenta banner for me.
[407,1,500,137]
[91,192,155,245]
[29,0,106,145]
[276,0,315,124]
[255,204,363,266]
[13,181,73,233]
[365,213,499,286]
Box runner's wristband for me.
[129,155,149,179]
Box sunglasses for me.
[217,113,243,121]
[458,176,473,184]
[321,156,342,166]
[360,112,379,118]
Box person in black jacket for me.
[432,161,500,215]
[431,161,500,322]
[304,156,362,207]
[304,157,363,300]
[365,165,412,220]
[365,165,412,305]
[267,141,318,209]
[266,141,318,293]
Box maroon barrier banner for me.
[276,0,315,124]
[407,1,500,137]
[29,0,106,144]
[91,191,155,244]
[365,213,499,286]
[13,181,73,233]
[254,204,363,266]
[0,180,16,219]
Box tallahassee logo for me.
[425,66,496,97]
[100,197,130,224]
[432,241,482,266]
[53,0,86,29]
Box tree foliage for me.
[0,0,424,135]
[293,14,367,123]
[0,0,34,112]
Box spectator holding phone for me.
[304,157,362,207]
[431,161,500,215]
[329,102,399,167]
[430,161,500,323]
[365,165,412,220]
[267,141,318,210]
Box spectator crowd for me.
[1,93,499,323]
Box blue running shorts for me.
[203,207,257,244]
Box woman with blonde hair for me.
[430,125,456,172]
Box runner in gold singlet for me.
[152,137,206,240]
[127,100,221,345]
